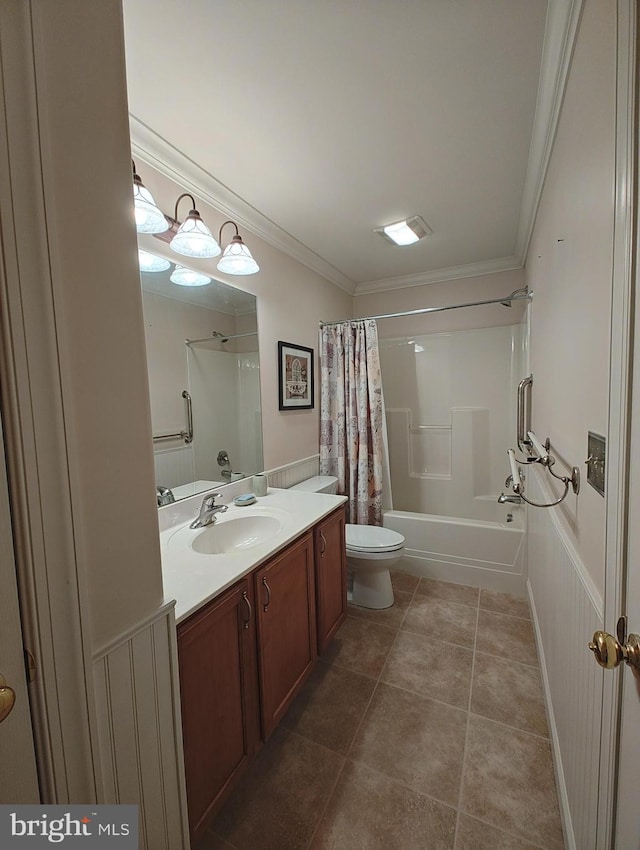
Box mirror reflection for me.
[140,263,262,503]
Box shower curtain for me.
[319,319,385,525]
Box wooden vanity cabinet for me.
[177,511,346,838]
[177,577,260,838]
[314,506,347,654]
[254,532,317,738]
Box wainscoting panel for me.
[266,454,320,489]
[154,445,194,489]
[527,471,604,850]
[93,604,190,850]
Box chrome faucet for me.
[190,492,228,529]
[498,492,523,505]
[156,485,175,507]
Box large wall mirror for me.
[141,263,262,502]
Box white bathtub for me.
[384,504,526,596]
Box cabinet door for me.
[315,506,347,654]
[255,532,317,738]
[177,578,259,838]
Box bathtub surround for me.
[320,320,385,525]
[380,325,525,521]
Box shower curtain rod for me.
[319,289,532,328]
[185,330,258,346]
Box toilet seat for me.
[345,524,405,554]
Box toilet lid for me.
[345,524,405,553]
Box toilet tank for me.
[289,475,338,495]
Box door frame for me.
[0,0,100,802]
[597,1,637,846]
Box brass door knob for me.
[0,674,16,724]
[589,630,640,671]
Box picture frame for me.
[278,341,314,410]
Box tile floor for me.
[198,571,565,850]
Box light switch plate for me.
[587,432,606,496]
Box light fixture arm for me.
[218,220,240,243]
[174,193,198,221]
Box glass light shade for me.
[133,181,169,234]
[382,220,420,245]
[170,265,211,287]
[138,250,171,272]
[170,211,221,258]
[217,235,260,275]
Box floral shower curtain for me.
[319,319,385,525]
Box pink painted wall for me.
[525,0,615,594]
[354,268,527,339]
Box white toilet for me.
[290,475,405,609]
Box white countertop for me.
[159,487,347,623]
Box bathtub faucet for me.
[498,492,523,505]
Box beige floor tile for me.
[455,813,545,849]
[211,726,343,850]
[195,833,237,850]
[471,652,549,737]
[460,715,564,850]
[381,631,473,709]
[282,661,376,754]
[391,570,420,593]
[416,578,480,609]
[476,609,538,666]
[321,616,397,678]
[310,760,457,850]
[479,589,531,620]
[348,589,413,630]
[402,595,478,648]
[350,682,467,806]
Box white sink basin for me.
[192,515,282,555]
[166,508,288,557]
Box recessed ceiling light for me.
[375,215,432,246]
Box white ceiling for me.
[123,1,555,295]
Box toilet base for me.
[348,566,394,609]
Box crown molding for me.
[354,256,523,296]
[129,115,356,295]
[515,0,584,263]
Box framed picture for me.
[278,341,314,410]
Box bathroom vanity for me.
[158,489,347,839]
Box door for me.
[588,4,640,846]
[255,532,316,738]
[0,409,40,802]
[315,507,347,654]
[177,577,259,837]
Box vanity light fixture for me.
[132,160,169,234]
[170,194,221,259]
[216,220,260,276]
[170,265,212,287]
[138,249,171,272]
[375,215,432,246]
